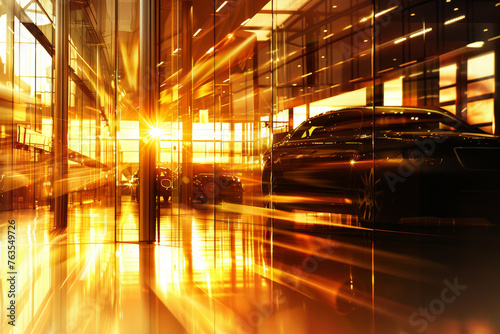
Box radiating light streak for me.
[375,6,399,17]
[359,6,399,23]
[399,60,417,67]
[216,1,228,12]
[394,37,407,44]
[444,15,465,25]
[410,27,432,38]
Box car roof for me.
[308,106,454,121]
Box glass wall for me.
[0,0,499,332]
[0,0,117,330]
[154,0,500,332]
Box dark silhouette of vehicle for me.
[262,106,500,224]
[130,166,172,204]
[191,164,244,204]
[131,164,243,205]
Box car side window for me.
[290,110,364,141]
[290,116,328,140]
[323,110,363,137]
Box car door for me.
[301,110,364,206]
[278,115,329,197]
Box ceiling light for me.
[193,28,202,37]
[375,6,399,17]
[216,1,228,12]
[410,28,432,38]
[467,41,484,48]
[444,15,465,25]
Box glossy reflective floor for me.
[1,197,500,334]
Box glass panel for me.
[440,86,457,103]
[468,78,495,98]
[440,63,457,87]
[468,52,494,81]
[467,98,494,127]
[116,0,140,242]
[0,0,117,330]
[374,1,500,333]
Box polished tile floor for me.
[1,197,500,334]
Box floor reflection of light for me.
[192,217,210,288]
[155,245,183,295]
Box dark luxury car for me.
[131,164,243,205]
[131,166,173,203]
[262,106,500,224]
[191,164,244,204]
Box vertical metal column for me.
[495,44,500,136]
[180,0,193,208]
[1,6,14,211]
[139,0,157,243]
[54,0,69,228]
[180,0,194,282]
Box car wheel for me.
[204,181,221,204]
[354,168,383,223]
[354,168,400,224]
[192,187,207,205]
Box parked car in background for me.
[131,164,244,205]
[192,164,244,204]
[262,106,500,225]
[130,166,172,204]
